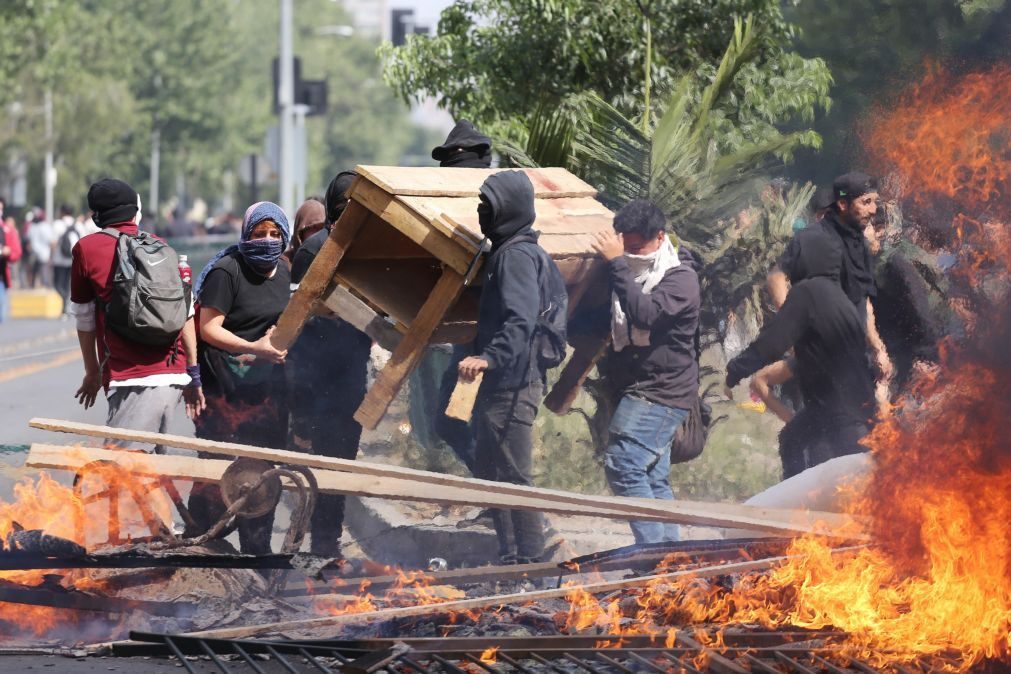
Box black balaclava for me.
[478,171,536,248]
[790,228,843,284]
[324,170,357,225]
[87,178,139,227]
[433,120,492,169]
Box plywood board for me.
[356,165,596,199]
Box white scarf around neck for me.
[611,236,680,351]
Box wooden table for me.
[271,165,614,429]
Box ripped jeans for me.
[604,394,688,544]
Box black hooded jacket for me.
[474,171,555,391]
[432,120,493,168]
[727,229,874,424]
[779,208,876,319]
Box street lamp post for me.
[278,0,295,217]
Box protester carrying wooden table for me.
[185,201,291,555]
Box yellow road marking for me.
[0,349,81,384]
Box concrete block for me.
[10,289,63,319]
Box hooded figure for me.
[287,169,371,558]
[287,198,327,259]
[433,120,493,169]
[465,170,561,563]
[727,228,874,478]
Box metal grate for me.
[114,631,966,673]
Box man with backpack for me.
[457,171,568,564]
[590,200,701,544]
[69,179,203,452]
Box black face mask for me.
[478,197,494,236]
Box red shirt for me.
[1,219,22,288]
[70,222,186,385]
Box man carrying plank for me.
[457,171,567,565]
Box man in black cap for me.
[408,120,495,475]
[729,228,875,477]
[288,170,372,558]
[69,179,203,452]
[767,172,892,400]
[458,171,565,564]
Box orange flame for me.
[479,646,499,664]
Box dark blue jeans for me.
[604,394,689,544]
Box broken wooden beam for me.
[27,422,866,538]
[180,547,867,639]
[0,579,195,618]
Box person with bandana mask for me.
[185,201,291,555]
[69,179,204,451]
[590,200,700,545]
[457,171,565,564]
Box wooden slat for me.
[353,267,468,430]
[445,372,482,422]
[25,443,691,523]
[319,285,402,353]
[355,165,596,199]
[182,551,823,639]
[348,178,475,274]
[544,338,609,415]
[271,198,369,350]
[29,418,867,539]
[398,195,613,244]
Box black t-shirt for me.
[291,228,326,284]
[199,251,291,342]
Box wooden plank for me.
[445,372,482,422]
[26,443,686,523]
[353,266,468,430]
[349,178,476,273]
[183,550,837,639]
[28,419,867,539]
[544,338,609,415]
[398,195,613,244]
[319,285,402,353]
[271,198,369,350]
[355,165,597,199]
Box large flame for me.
[555,63,1011,671]
[0,451,176,637]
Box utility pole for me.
[149,126,160,228]
[278,0,295,217]
[43,89,55,226]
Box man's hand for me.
[723,384,734,401]
[184,385,206,420]
[591,231,624,262]
[458,356,489,382]
[75,370,102,410]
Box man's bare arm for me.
[767,268,790,310]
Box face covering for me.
[478,198,494,237]
[238,237,284,275]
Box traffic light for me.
[272,57,328,116]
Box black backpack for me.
[100,230,189,346]
[533,248,569,370]
[59,225,78,258]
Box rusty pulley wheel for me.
[220,458,282,519]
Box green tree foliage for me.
[381,0,831,147]
[0,0,433,218]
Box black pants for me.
[188,372,288,555]
[289,369,366,556]
[778,406,868,479]
[53,265,71,313]
[473,380,545,560]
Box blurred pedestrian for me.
[1,199,24,322]
[186,201,291,555]
[53,204,86,316]
[27,210,54,288]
